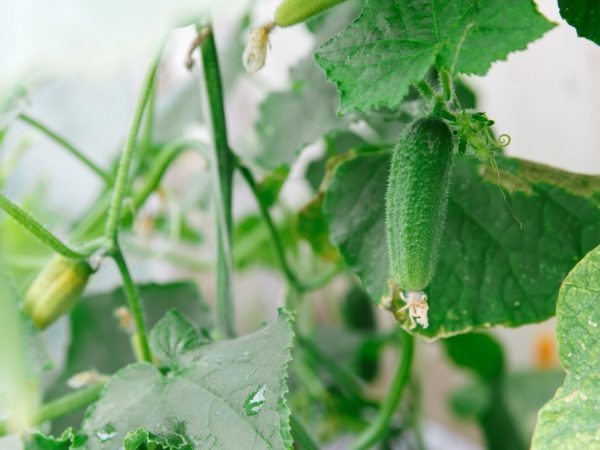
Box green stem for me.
[238,160,340,294]
[139,82,157,161]
[296,334,366,403]
[18,113,113,185]
[238,162,300,289]
[415,79,435,99]
[351,331,414,450]
[112,248,152,362]
[130,139,205,216]
[439,69,453,102]
[71,190,113,242]
[196,24,236,338]
[0,383,105,437]
[104,52,162,247]
[72,139,204,242]
[0,192,87,259]
[290,415,320,450]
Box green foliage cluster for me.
[1,0,599,449]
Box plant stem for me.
[104,52,162,247]
[351,331,414,450]
[140,82,157,160]
[0,192,87,259]
[290,414,320,450]
[0,383,105,437]
[196,24,236,338]
[72,139,205,242]
[439,69,453,102]
[238,163,300,287]
[415,79,435,99]
[71,190,113,242]
[18,113,113,185]
[238,160,341,294]
[112,247,152,362]
[130,139,205,216]
[296,334,366,403]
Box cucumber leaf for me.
[79,310,294,450]
[323,151,600,338]
[532,244,600,449]
[316,0,555,113]
[558,0,600,46]
[49,282,211,433]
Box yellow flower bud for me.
[23,255,92,329]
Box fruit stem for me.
[0,192,87,259]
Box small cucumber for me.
[23,255,92,329]
[385,117,454,317]
[275,0,349,27]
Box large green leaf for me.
[80,310,294,450]
[315,0,555,113]
[323,151,600,338]
[532,244,600,449]
[49,282,211,433]
[558,0,600,46]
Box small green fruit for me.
[275,0,349,27]
[385,117,454,327]
[23,255,92,329]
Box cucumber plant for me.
[0,0,599,449]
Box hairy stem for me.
[196,24,236,338]
[415,79,435,99]
[104,52,162,246]
[0,192,87,259]
[0,383,105,437]
[113,248,152,362]
[351,331,414,450]
[439,69,453,102]
[18,113,113,185]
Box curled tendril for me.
[497,134,511,147]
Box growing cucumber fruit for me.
[23,255,92,329]
[385,117,454,324]
[275,0,349,27]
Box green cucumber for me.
[385,117,454,321]
[275,0,349,27]
[23,255,92,329]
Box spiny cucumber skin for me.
[385,118,454,292]
[275,0,348,27]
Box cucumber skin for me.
[24,256,92,329]
[385,118,454,292]
[275,0,348,27]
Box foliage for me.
[1,0,599,449]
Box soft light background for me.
[0,0,599,448]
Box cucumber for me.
[275,0,349,27]
[385,117,454,327]
[24,255,92,329]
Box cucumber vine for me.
[0,0,598,449]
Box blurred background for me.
[1,0,599,448]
